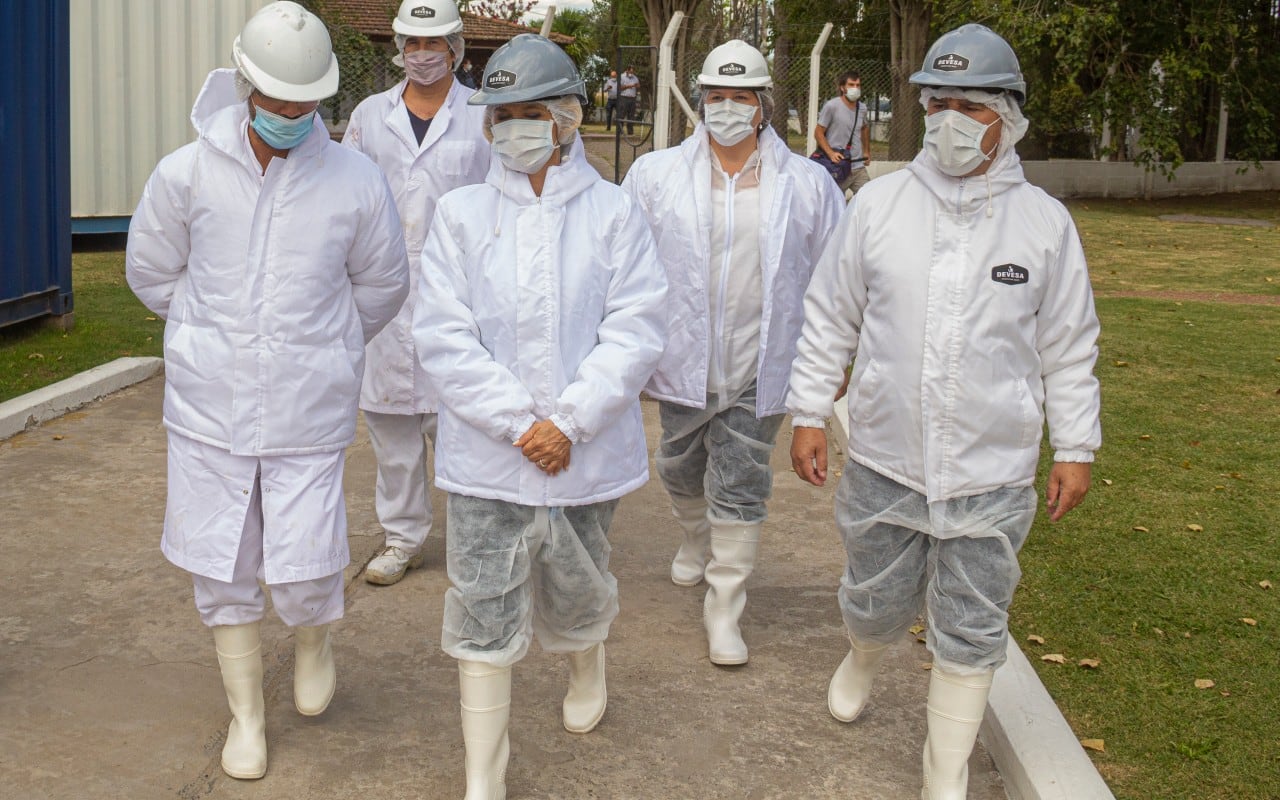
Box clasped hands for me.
[514,419,572,476]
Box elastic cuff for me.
[548,413,582,443]
[507,413,537,443]
[1053,449,1095,463]
[791,416,827,429]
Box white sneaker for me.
[364,545,425,585]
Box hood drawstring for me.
[494,169,507,237]
[984,172,993,218]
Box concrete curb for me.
[0,356,163,441]
[829,394,1115,800]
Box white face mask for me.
[704,98,759,147]
[844,87,861,102]
[923,109,999,177]
[490,118,558,174]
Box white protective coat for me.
[126,69,409,579]
[413,137,668,507]
[787,149,1102,507]
[343,79,490,413]
[622,125,843,417]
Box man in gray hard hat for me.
[787,23,1101,800]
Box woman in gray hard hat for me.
[126,1,409,781]
[787,24,1100,799]
[411,34,667,800]
[343,0,489,589]
[623,40,843,667]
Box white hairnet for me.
[483,96,584,154]
[919,86,1029,159]
[234,70,255,102]
[393,33,465,67]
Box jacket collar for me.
[380,77,467,152]
[191,68,329,173]
[904,147,1026,216]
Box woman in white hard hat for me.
[788,23,1100,799]
[343,0,489,589]
[411,34,666,800]
[125,1,409,781]
[623,39,843,667]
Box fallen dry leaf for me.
[1139,434,1152,440]
[1027,634,1046,645]
[1078,658,1101,669]
[1187,524,1204,532]
[1194,678,1215,690]
[1113,360,1129,367]
[1080,739,1105,753]
[1241,618,1258,626]
[1184,632,1192,639]
[1042,653,1067,664]
[52,435,64,441]
[1181,460,1192,469]
[1101,479,1113,486]
[28,353,44,360]
[1132,526,1150,533]
[1260,580,1273,590]
[1153,628,1164,636]
[921,663,932,670]
[145,316,157,321]
[909,624,925,635]
[1221,690,1232,697]
[1212,485,1226,491]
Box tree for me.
[463,0,538,23]
[887,0,929,160]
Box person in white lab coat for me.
[125,2,408,781]
[623,40,843,667]
[343,0,489,586]
[787,24,1101,800]
[412,35,666,800]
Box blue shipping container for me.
[0,1,72,328]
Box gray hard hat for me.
[469,34,587,105]
[909,23,1026,106]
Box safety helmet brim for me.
[393,17,463,36]
[908,70,1025,106]
[696,73,772,89]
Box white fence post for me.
[654,12,686,150]
[539,6,556,37]
[806,23,834,157]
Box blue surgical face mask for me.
[250,102,316,150]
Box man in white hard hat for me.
[624,40,843,667]
[787,23,1100,799]
[343,0,490,588]
[125,1,409,781]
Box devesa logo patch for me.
[718,62,747,76]
[486,70,517,88]
[411,6,435,18]
[932,53,970,72]
[991,264,1029,285]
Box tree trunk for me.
[640,0,709,146]
[888,0,930,160]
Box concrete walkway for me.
[0,375,1008,799]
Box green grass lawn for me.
[0,249,161,402]
[3,190,1278,799]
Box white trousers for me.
[364,411,437,553]
[191,470,345,628]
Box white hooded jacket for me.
[787,148,1101,504]
[343,78,489,414]
[413,138,668,506]
[126,69,410,456]
[623,125,843,416]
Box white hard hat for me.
[697,39,772,89]
[393,0,464,37]
[231,1,339,103]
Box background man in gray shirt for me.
[815,71,872,195]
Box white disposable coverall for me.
[343,78,489,554]
[414,139,667,662]
[623,125,843,417]
[787,147,1101,668]
[126,69,409,585]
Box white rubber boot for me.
[921,665,995,800]
[293,624,336,716]
[212,622,267,780]
[702,520,761,665]
[828,635,891,722]
[669,495,711,586]
[459,660,511,800]
[562,643,606,733]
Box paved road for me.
[0,376,1007,799]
